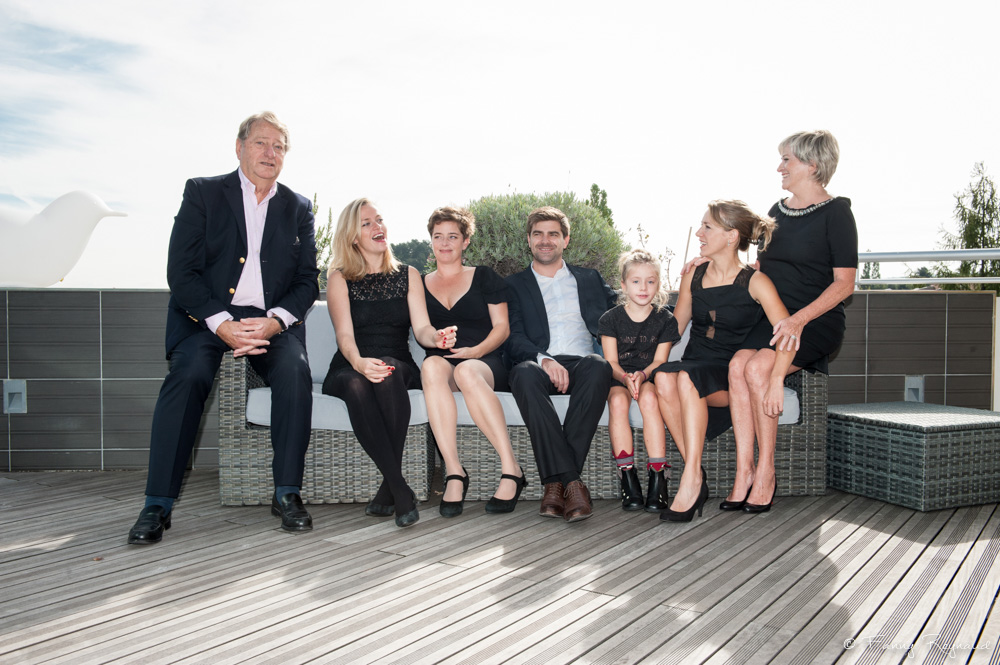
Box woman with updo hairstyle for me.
[420,206,527,517]
[322,198,456,528]
[652,200,795,522]
[722,130,858,514]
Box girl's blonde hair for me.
[617,248,668,308]
[706,199,777,252]
[328,197,401,282]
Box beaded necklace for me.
[777,197,835,217]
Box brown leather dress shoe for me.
[563,480,593,522]
[539,482,565,518]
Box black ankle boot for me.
[645,467,670,513]
[619,466,644,511]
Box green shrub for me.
[464,192,629,283]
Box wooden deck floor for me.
[1,469,998,665]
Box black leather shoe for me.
[644,467,670,513]
[271,493,313,532]
[439,468,469,518]
[485,470,528,514]
[619,467,644,511]
[127,506,171,545]
[744,478,776,514]
[720,484,752,511]
[365,500,394,517]
[395,491,420,528]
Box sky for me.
[1,0,999,288]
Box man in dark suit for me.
[506,206,616,521]
[128,112,319,544]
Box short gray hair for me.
[237,111,290,152]
[779,130,839,187]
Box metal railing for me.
[857,249,1000,286]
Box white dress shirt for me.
[205,167,294,333]
[532,260,593,362]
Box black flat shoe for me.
[395,491,420,527]
[366,480,394,516]
[271,493,313,532]
[485,470,528,514]
[127,506,171,545]
[644,467,670,513]
[660,473,709,523]
[440,468,469,518]
[720,483,752,511]
[365,500,394,517]
[619,466,644,511]
[744,478,776,514]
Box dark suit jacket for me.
[505,263,617,366]
[163,169,320,355]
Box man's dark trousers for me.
[509,353,612,485]
[145,305,312,498]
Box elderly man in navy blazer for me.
[506,206,616,522]
[128,112,319,544]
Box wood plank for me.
[708,504,948,664]
[832,504,995,665]
[1,469,998,665]
[914,506,1000,664]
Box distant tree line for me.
[859,162,999,292]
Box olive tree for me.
[464,191,629,283]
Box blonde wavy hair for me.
[328,198,401,282]
[616,248,668,308]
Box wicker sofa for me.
[218,301,823,505]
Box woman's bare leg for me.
[727,349,759,502]
[669,372,709,512]
[655,372,687,461]
[454,360,520,500]
[422,356,465,501]
[742,349,798,506]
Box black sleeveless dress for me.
[322,266,420,391]
[650,263,763,439]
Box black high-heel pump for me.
[485,469,528,514]
[743,478,776,514]
[720,483,753,511]
[439,467,470,518]
[660,472,710,523]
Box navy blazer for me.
[505,263,617,366]
[163,169,320,355]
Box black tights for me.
[323,357,419,512]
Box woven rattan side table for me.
[827,401,1000,511]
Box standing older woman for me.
[723,130,858,513]
[322,198,455,528]
[421,206,527,517]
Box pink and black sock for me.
[615,449,635,470]
[647,457,668,472]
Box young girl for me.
[653,200,795,522]
[598,249,682,512]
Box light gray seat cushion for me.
[245,301,799,430]
[448,323,799,428]
[246,302,428,429]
